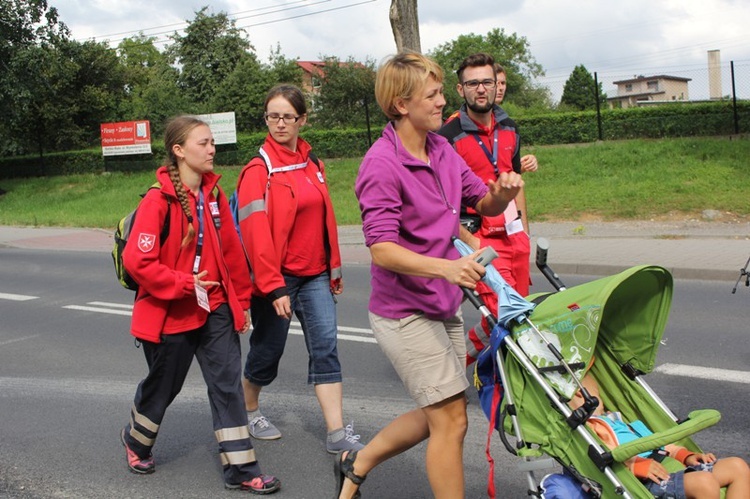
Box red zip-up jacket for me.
[123,167,252,343]
[236,136,342,301]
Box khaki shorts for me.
[369,311,469,408]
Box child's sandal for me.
[334,450,366,498]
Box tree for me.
[118,34,189,132]
[389,0,420,52]
[211,44,303,132]
[0,0,68,68]
[167,7,254,110]
[118,33,166,89]
[428,28,551,114]
[6,39,126,156]
[136,63,192,138]
[313,56,382,129]
[0,0,69,155]
[63,40,127,145]
[559,64,606,111]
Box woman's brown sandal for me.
[334,450,366,499]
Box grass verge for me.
[1,136,748,228]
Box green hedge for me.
[519,101,750,145]
[0,127,384,178]
[1,102,747,179]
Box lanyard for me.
[269,161,308,174]
[474,128,499,176]
[259,147,309,175]
[192,189,205,275]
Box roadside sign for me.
[196,112,237,145]
[100,121,151,156]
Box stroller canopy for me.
[516,265,673,399]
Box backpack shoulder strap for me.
[143,183,170,244]
[236,154,265,188]
[308,152,320,169]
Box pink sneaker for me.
[120,428,155,474]
[225,474,281,494]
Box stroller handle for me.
[458,241,500,329]
[535,237,567,291]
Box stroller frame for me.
[464,288,630,497]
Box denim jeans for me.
[244,272,342,385]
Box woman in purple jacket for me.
[335,52,523,499]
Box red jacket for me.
[123,167,252,343]
[438,105,521,236]
[236,136,342,300]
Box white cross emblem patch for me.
[137,233,156,253]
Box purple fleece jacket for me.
[355,122,489,320]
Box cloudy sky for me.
[53,0,750,101]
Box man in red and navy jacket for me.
[438,52,532,365]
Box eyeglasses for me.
[462,79,497,90]
[264,113,301,124]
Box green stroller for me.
[460,238,726,498]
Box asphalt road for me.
[1,248,748,498]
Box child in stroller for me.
[569,371,750,498]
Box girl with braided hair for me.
[120,115,280,494]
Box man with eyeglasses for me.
[438,52,533,365]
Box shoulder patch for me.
[137,233,157,253]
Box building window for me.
[311,76,322,89]
[625,84,633,92]
[647,80,658,91]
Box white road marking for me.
[655,363,750,385]
[88,301,134,310]
[290,320,373,335]
[60,303,378,342]
[0,334,41,347]
[0,292,38,301]
[48,304,750,370]
[289,327,376,344]
[62,305,133,316]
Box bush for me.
[1,102,747,179]
[518,101,750,145]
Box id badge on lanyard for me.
[193,190,211,312]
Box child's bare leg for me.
[683,471,720,499]
[711,457,750,499]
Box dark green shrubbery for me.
[1,102,747,179]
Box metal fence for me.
[533,59,750,138]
